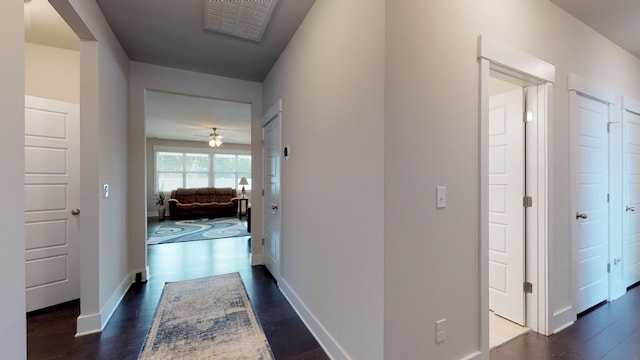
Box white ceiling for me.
[551,0,640,59]
[146,90,251,144]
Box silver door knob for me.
[626,205,636,212]
[576,212,587,220]
[271,204,278,210]
[71,209,81,215]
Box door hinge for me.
[607,123,611,133]
[607,263,611,273]
[524,282,533,294]
[262,238,265,245]
[607,193,610,203]
[262,189,264,196]
[523,196,533,208]
[523,111,533,123]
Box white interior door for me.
[24,96,80,312]
[488,88,526,325]
[570,91,609,313]
[262,107,281,282]
[623,106,640,287]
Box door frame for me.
[262,99,282,283]
[568,74,618,309]
[622,96,640,292]
[478,35,555,353]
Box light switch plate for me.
[436,186,446,209]
[103,184,110,198]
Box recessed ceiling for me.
[96,0,316,82]
[145,90,252,145]
[551,0,640,59]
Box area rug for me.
[139,273,273,360]
[148,217,249,245]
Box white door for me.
[623,106,640,287]
[24,96,80,312]
[488,88,526,325]
[570,91,609,313]
[262,106,281,282]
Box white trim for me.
[568,73,615,105]
[261,99,282,279]
[76,272,132,336]
[153,144,251,156]
[478,36,555,356]
[478,35,555,83]
[623,96,640,115]
[280,278,351,360]
[262,99,282,127]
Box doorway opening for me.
[143,90,253,266]
[488,76,529,348]
[478,35,556,354]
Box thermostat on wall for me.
[283,144,291,160]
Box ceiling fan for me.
[207,128,224,148]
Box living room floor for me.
[26,221,328,359]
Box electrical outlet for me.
[103,184,110,198]
[436,319,446,344]
[436,186,447,209]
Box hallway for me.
[27,236,328,359]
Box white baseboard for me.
[75,272,132,337]
[279,278,350,360]
[460,351,483,360]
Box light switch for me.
[436,186,446,209]
[103,184,110,198]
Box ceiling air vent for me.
[204,0,279,42]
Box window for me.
[154,147,251,193]
[214,154,252,191]
[156,151,210,192]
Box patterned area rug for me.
[148,217,249,245]
[139,273,273,360]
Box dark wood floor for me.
[27,222,329,360]
[491,284,640,359]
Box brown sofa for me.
[168,187,238,220]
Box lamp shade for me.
[239,177,249,186]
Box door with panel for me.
[570,91,609,313]
[263,108,281,283]
[24,96,80,312]
[623,104,640,287]
[488,88,526,325]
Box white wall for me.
[385,0,640,358]
[129,62,263,277]
[54,0,131,334]
[0,1,26,358]
[25,43,80,103]
[262,0,385,358]
[145,138,252,216]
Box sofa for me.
[168,187,238,220]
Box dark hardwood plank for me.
[27,223,328,360]
[491,284,640,360]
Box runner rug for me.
[138,273,273,359]
[148,217,249,245]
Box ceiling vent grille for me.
[204,0,278,42]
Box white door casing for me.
[24,96,80,312]
[489,88,526,325]
[623,98,640,287]
[570,91,609,314]
[262,101,281,283]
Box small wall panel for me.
[25,185,66,212]
[25,108,67,139]
[25,255,67,288]
[25,220,66,250]
[25,147,66,174]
